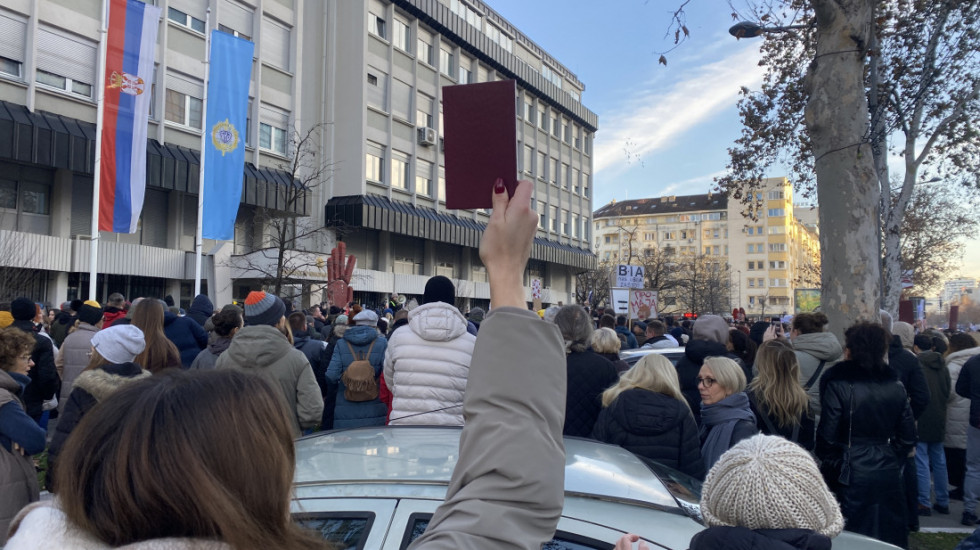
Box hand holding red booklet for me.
[442,79,518,210]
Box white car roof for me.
[294,426,681,510]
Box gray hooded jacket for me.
[792,331,843,418]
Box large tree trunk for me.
[806,0,880,339]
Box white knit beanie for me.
[92,324,146,365]
[700,434,844,537]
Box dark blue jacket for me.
[163,312,208,368]
[326,326,388,429]
[615,325,638,349]
[186,294,214,327]
[0,371,46,455]
[10,319,59,420]
[690,526,832,550]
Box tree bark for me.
[806,0,880,338]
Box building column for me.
[50,169,72,239]
[47,272,69,305]
[423,240,436,276]
[377,231,392,273]
[209,241,234,308]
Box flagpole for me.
[194,8,212,298]
[89,0,109,300]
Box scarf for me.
[700,392,756,471]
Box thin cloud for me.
[594,45,765,176]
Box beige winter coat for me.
[946,347,980,449]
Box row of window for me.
[520,146,591,198]
[534,201,587,239]
[746,243,789,253]
[748,295,792,306]
[747,260,788,270]
[521,99,590,152]
[167,5,291,71]
[366,142,444,200]
[597,212,727,228]
[163,88,289,155]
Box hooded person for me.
[384,276,476,426]
[215,291,323,436]
[8,297,59,422]
[789,312,842,419]
[48,302,75,348]
[190,308,243,370]
[186,294,214,327]
[673,314,745,425]
[46,324,151,492]
[162,301,208,369]
[100,293,128,328]
[54,300,104,415]
[326,309,388,428]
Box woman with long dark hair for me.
[748,339,815,450]
[816,322,916,548]
[129,299,181,373]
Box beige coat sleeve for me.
[410,307,566,550]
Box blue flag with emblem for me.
[202,31,254,240]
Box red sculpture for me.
[327,242,356,308]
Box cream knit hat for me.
[701,434,844,537]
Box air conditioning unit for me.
[417,127,436,147]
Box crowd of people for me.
[0,180,979,549]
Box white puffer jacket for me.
[384,302,476,425]
[946,347,980,449]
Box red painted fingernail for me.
[494,178,505,194]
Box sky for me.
[487,0,980,283]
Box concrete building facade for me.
[0,0,596,309]
[593,177,821,317]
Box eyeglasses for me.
[19,354,31,361]
[696,376,717,388]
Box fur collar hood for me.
[73,363,151,402]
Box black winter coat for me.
[690,526,832,550]
[10,320,59,420]
[815,360,916,549]
[163,311,208,368]
[918,350,951,442]
[563,351,618,438]
[593,388,704,479]
[748,389,816,451]
[46,362,150,492]
[186,294,214,327]
[889,336,930,419]
[674,339,747,426]
[955,354,980,429]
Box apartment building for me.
[0,0,596,308]
[593,177,821,316]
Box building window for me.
[536,151,546,180]
[368,11,386,39]
[438,166,446,202]
[664,231,675,240]
[524,99,535,124]
[366,142,384,183]
[538,106,547,131]
[417,93,433,128]
[439,44,454,77]
[573,125,581,149]
[367,69,387,111]
[0,56,22,78]
[417,30,433,65]
[573,214,581,238]
[549,158,558,184]
[36,69,93,98]
[168,7,206,33]
[768,190,785,200]
[769,243,787,252]
[259,123,287,155]
[561,209,570,235]
[572,168,580,194]
[0,179,49,216]
[769,260,787,269]
[458,66,471,84]
[537,201,546,230]
[549,206,558,232]
[485,22,512,52]
[218,24,251,41]
[562,120,570,143]
[450,0,481,28]
[551,113,560,136]
[391,151,409,190]
[583,174,590,198]
[393,17,410,52]
[768,226,786,234]
[768,208,785,217]
[165,89,203,129]
[416,159,433,196]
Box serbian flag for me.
[98,0,160,233]
[201,31,254,240]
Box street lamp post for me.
[728,21,811,39]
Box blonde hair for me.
[749,339,809,428]
[591,327,622,355]
[702,356,746,395]
[601,353,685,407]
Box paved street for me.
[919,497,977,535]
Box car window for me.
[637,458,703,523]
[294,512,374,549]
[401,515,613,549]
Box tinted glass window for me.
[294,513,373,549]
[403,516,611,549]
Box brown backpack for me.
[341,340,378,402]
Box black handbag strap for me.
[804,360,827,390]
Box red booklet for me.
[443,79,518,209]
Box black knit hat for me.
[422,276,455,305]
[10,297,36,321]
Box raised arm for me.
[411,180,566,549]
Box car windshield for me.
[636,457,703,523]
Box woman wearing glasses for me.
[698,356,757,471]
